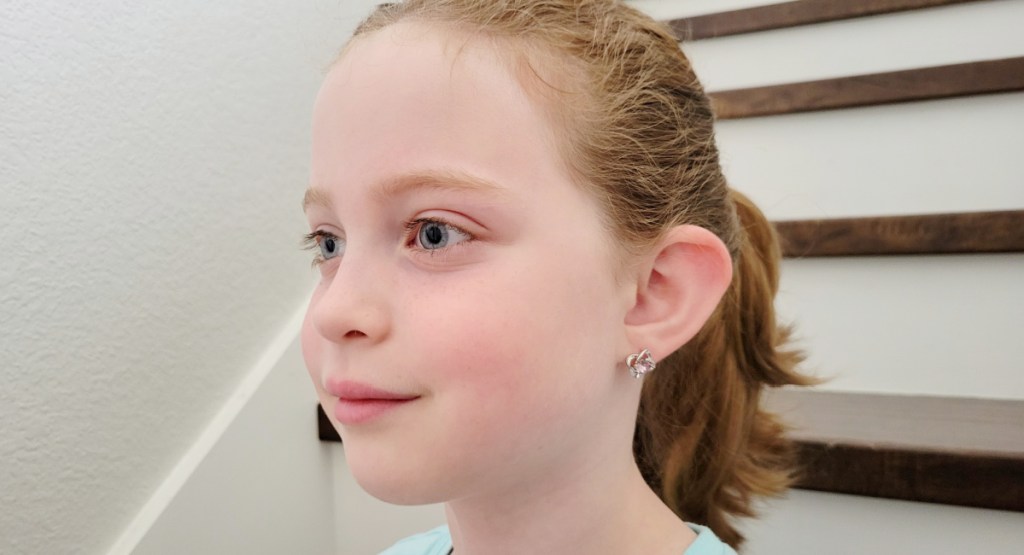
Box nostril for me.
[345,330,367,338]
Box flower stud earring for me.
[626,348,656,379]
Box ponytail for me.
[633,189,814,549]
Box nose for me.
[309,253,391,344]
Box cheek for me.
[401,256,620,445]
[404,275,534,389]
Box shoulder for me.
[684,523,738,555]
[378,525,452,555]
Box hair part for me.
[347,0,815,548]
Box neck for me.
[443,451,696,555]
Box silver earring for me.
[626,348,656,379]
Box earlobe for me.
[624,225,733,362]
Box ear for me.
[624,225,733,361]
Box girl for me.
[301,1,812,553]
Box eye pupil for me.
[323,237,336,253]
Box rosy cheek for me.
[405,276,554,414]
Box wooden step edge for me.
[794,439,1024,512]
[668,0,983,41]
[773,209,1024,257]
[709,57,1024,119]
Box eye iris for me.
[420,223,447,249]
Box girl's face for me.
[302,23,635,503]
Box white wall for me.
[741,490,1024,554]
[84,307,332,554]
[117,316,336,555]
[0,0,368,552]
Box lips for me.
[330,379,419,401]
[328,380,420,425]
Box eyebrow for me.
[303,169,509,213]
[302,187,334,213]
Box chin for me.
[346,449,451,505]
[353,469,450,506]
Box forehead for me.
[310,21,575,205]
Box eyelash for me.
[300,230,336,269]
[301,217,475,268]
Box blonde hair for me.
[347,0,814,548]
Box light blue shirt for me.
[379,523,737,554]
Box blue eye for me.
[319,234,343,259]
[411,219,472,251]
[418,222,448,249]
[302,230,344,266]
